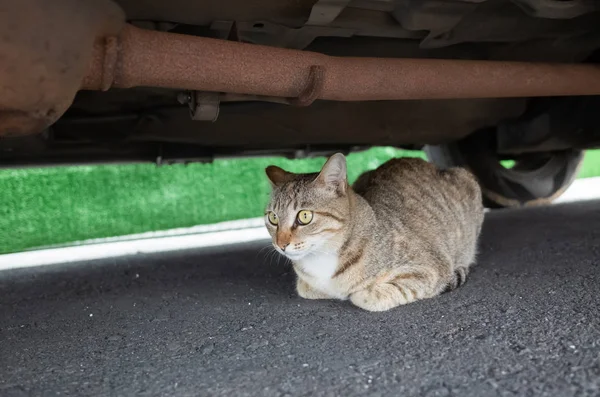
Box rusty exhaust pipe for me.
[82,24,600,103]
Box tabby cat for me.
[264,153,484,311]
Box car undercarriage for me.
[1,0,600,206]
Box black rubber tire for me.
[424,131,584,208]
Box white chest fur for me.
[296,253,347,299]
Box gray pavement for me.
[1,201,600,396]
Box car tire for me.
[424,131,584,208]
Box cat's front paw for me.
[350,290,388,311]
[350,284,411,312]
[297,280,332,300]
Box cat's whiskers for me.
[256,244,275,258]
[258,244,289,268]
[272,251,285,267]
[257,244,276,261]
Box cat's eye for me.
[267,211,279,225]
[297,210,314,225]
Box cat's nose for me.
[279,243,290,251]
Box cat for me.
[264,153,484,311]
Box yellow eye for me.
[267,211,279,225]
[297,210,314,225]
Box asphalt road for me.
[1,201,600,397]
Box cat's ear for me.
[316,153,347,194]
[265,165,293,187]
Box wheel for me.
[424,131,584,208]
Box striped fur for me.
[265,154,484,312]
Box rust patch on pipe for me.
[82,37,120,92]
[101,37,120,91]
[82,24,600,101]
[288,65,326,106]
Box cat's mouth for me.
[274,247,309,261]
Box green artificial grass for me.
[0,148,423,254]
[1,147,599,254]
[578,149,600,179]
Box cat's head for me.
[264,153,350,261]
